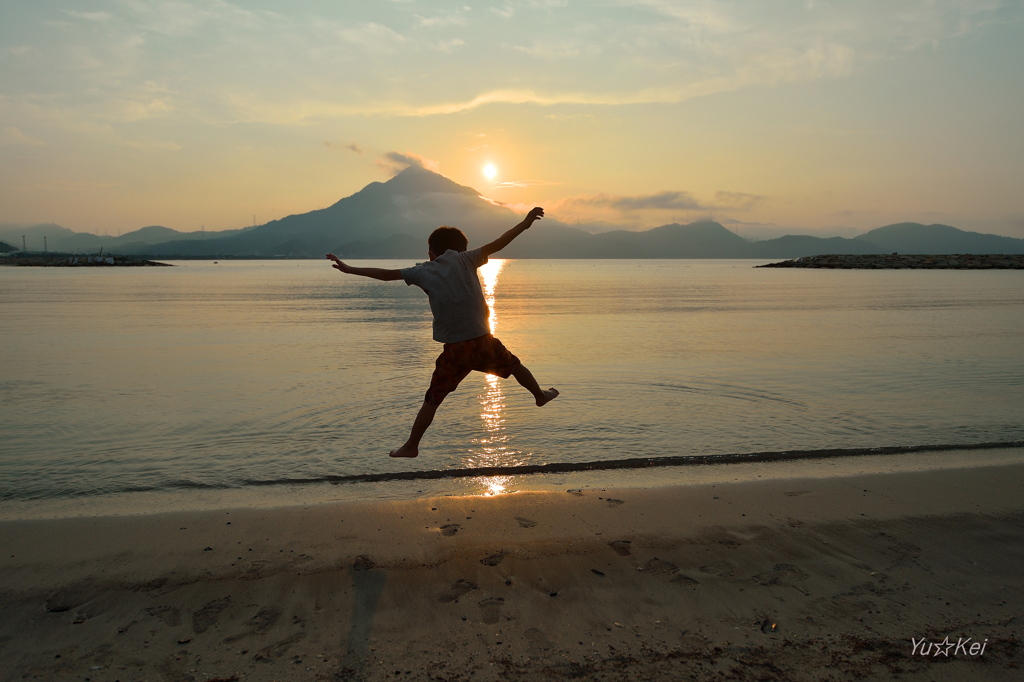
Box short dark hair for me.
[428,226,468,255]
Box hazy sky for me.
[2,1,1023,238]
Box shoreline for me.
[2,457,1023,680]
[256,440,1024,487]
[4,444,1024,521]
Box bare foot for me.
[389,443,419,458]
[536,388,559,407]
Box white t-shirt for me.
[401,247,490,343]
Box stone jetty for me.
[758,254,1024,269]
[0,254,172,267]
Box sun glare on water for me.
[471,258,520,496]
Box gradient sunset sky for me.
[2,1,1022,238]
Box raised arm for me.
[480,207,544,259]
[326,254,403,281]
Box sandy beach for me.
[2,456,1023,681]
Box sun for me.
[483,163,498,181]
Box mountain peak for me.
[383,165,480,197]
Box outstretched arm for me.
[480,207,544,259]
[326,254,403,281]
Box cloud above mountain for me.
[379,151,440,176]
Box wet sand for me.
[2,460,1023,681]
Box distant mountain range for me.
[4,166,1024,258]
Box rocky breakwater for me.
[758,254,1024,269]
[0,254,172,267]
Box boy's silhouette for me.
[327,207,558,458]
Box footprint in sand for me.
[480,552,505,566]
[242,560,271,579]
[784,490,812,497]
[643,558,679,576]
[156,655,192,682]
[145,605,182,627]
[843,581,892,597]
[439,579,478,603]
[253,631,307,662]
[515,517,538,528]
[478,597,504,624]
[642,558,701,586]
[524,627,554,652]
[138,577,168,591]
[288,553,314,566]
[440,524,460,537]
[608,540,632,556]
[753,563,810,586]
[606,498,624,507]
[888,541,922,559]
[566,489,584,496]
[223,607,282,643]
[671,574,701,586]
[352,555,376,571]
[787,517,805,528]
[247,607,281,633]
[44,587,92,613]
[192,596,231,634]
[697,528,743,548]
[698,560,737,577]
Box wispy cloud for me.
[434,38,465,53]
[554,188,765,225]
[324,141,364,156]
[0,126,46,146]
[7,0,1015,129]
[715,191,765,211]
[337,22,407,53]
[564,191,707,212]
[392,87,683,117]
[6,45,37,56]
[492,179,559,188]
[65,10,113,22]
[23,179,123,192]
[415,9,471,28]
[0,93,180,151]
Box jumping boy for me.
[326,206,558,458]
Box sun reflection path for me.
[469,259,523,495]
[480,258,504,336]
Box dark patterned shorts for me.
[424,334,521,406]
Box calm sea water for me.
[2,259,1023,503]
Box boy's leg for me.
[389,400,439,458]
[394,341,473,458]
[510,364,559,407]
